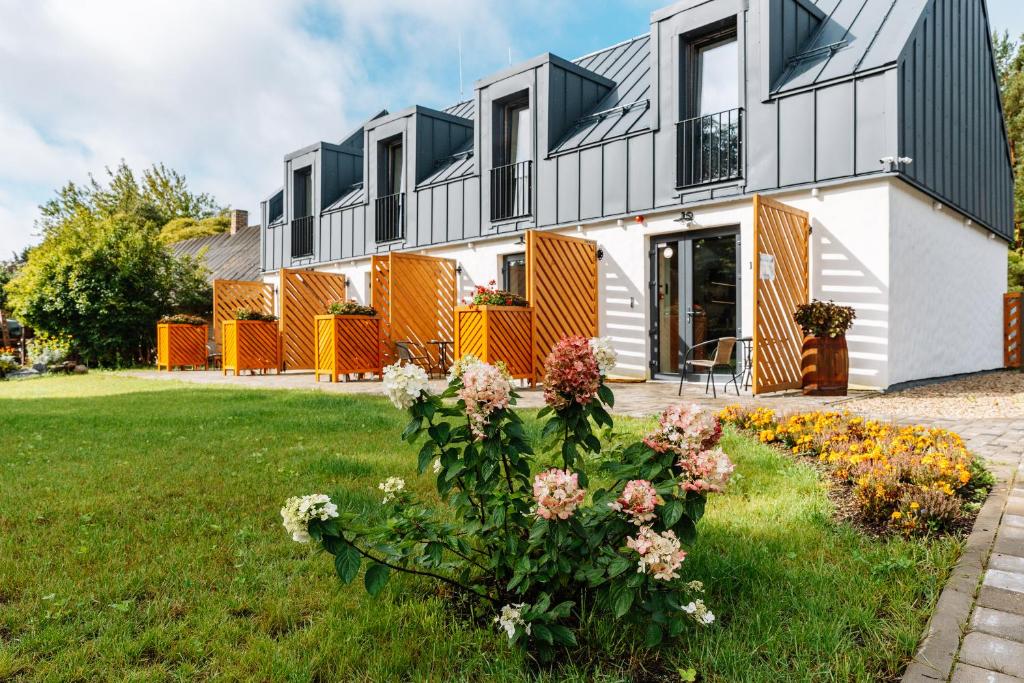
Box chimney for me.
[229,209,248,236]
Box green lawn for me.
[0,375,959,682]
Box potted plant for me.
[156,314,209,371]
[314,300,382,383]
[0,346,19,380]
[222,308,280,376]
[454,281,534,381]
[793,299,856,396]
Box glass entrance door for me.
[652,229,739,375]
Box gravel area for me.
[847,370,1024,420]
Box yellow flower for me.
[909,502,920,510]
[891,511,902,519]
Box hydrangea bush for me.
[283,338,733,655]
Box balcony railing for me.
[375,192,405,243]
[676,107,744,189]
[290,216,314,258]
[490,160,532,222]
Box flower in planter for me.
[589,336,617,376]
[626,526,687,581]
[533,468,586,520]
[458,362,512,440]
[470,280,529,307]
[235,307,278,322]
[793,299,856,338]
[382,363,429,409]
[609,479,661,524]
[158,314,207,325]
[542,336,601,410]
[280,494,339,543]
[327,299,376,316]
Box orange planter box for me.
[454,305,534,382]
[222,319,281,376]
[156,323,208,371]
[314,315,383,382]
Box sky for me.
[1,0,1022,258]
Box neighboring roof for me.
[171,225,261,283]
[772,0,928,92]
[444,99,475,120]
[551,33,651,153]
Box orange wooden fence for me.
[156,323,208,371]
[222,319,281,376]
[525,230,598,383]
[314,315,383,382]
[212,279,274,345]
[372,252,456,365]
[751,194,810,394]
[278,269,348,370]
[1006,292,1023,369]
[454,305,535,381]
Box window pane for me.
[390,144,403,194]
[510,106,530,163]
[503,254,526,297]
[698,38,738,115]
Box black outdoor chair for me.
[677,336,740,398]
[395,340,440,378]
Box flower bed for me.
[222,319,280,376]
[282,336,734,655]
[453,305,534,381]
[314,314,382,382]
[719,405,993,534]
[156,318,208,371]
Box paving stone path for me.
[127,370,1024,681]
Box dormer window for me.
[491,93,532,221]
[291,166,314,258]
[677,23,743,189]
[376,136,405,242]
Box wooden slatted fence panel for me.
[371,255,393,363]
[1006,292,1023,368]
[752,194,810,394]
[212,279,274,345]
[525,230,598,383]
[279,269,347,370]
[388,253,457,365]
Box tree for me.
[5,163,216,366]
[993,31,1024,290]
[159,214,230,245]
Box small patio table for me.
[427,340,453,374]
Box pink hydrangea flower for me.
[533,468,586,520]
[643,403,722,456]
[609,479,661,524]
[626,526,687,581]
[678,448,735,493]
[458,362,512,440]
[542,336,601,411]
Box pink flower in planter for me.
[542,336,601,411]
[533,468,586,520]
[610,479,662,524]
[458,362,512,440]
[626,526,687,581]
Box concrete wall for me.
[888,181,1007,386]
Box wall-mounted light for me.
[616,218,625,228]
[344,277,351,287]
[596,248,605,261]
[467,242,475,250]
[662,246,675,259]
[514,234,525,245]
[673,211,694,224]
[811,187,820,198]
[635,215,645,224]
[455,264,463,275]
[933,202,944,212]
[576,224,583,232]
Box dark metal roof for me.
[773,0,928,92]
[323,184,366,212]
[171,225,261,283]
[443,99,475,120]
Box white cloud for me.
[0,0,525,256]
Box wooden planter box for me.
[156,323,208,371]
[801,335,849,396]
[222,319,281,376]
[454,305,534,381]
[314,314,383,382]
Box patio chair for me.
[395,340,439,377]
[206,341,222,370]
[678,337,740,399]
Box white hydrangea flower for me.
[447,354,483,382]
[280,494,338,543]
[378,476,406,504]
[495,603,530,639]
[432,458,443,475]
[382,363,429,409]
[682,599,715,626]
[589,336,617,376]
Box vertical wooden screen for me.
[1006,292,1022,368]
[752,194,810,394]
[371,255,393,363]
[212,279,274,345]
[525,230,599,383]
[388,253,457,364]
[278,269,348,370]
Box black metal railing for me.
[290,215,314,258]
[489,160,532,222]
[375,192,405,243]
[676,107,744,188]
